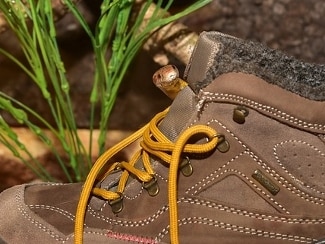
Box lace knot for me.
[74,108,219,244]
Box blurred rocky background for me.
[181,0,324,64]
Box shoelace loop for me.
[74,108,219,244]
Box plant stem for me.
[0,0,212,183]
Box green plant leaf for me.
[0,0,211,183]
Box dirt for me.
[181,0,325,64]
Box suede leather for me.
[0,31,324,243]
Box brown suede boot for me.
[0,31,324,244]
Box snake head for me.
[152,65,180,88]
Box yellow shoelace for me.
[74,108,219,244]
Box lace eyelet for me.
[143,176,160,197]
[207,134,218,142]
[216,134,230,153]
[109,192,124,214]
[233,106,249,124]
[179,156,193,177]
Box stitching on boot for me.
[180,197,325,224]
[273,140,325,196]
[105,230,158,244]
[203,118,325,205]
[28,204,76,222]
[185,152,289,214]
[118,173,167,202]
[158,216,316,243]
[249,149,324,206]
[186,118,288,212]
[88,204,169,227]
[63,230,113,243]
[199,91,325,131]
[15,188,66,242]
[185,152,243,194]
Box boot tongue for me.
[157,86,197,141]
[91,35,208,210]
[90,86,197,210]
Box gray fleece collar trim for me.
[185,31,325,101]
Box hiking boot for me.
[0,31,324,244]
